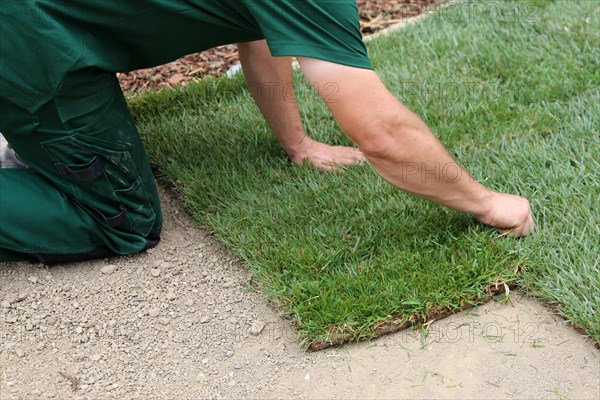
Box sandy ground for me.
[1,187,598,400]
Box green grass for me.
[129,0,600,345]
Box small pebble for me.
[250,320,265,336]
[166,291,177,301]
[0,300,10,308]
[150,268,161,277]
[101,265,118,275]
[28,275,39,284]
[148,308,160,318]
[13,292,28,303]
[159,317,170,326]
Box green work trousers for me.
[0,0,265,265]
[0,69,162,264]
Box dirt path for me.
[1,187,598,400]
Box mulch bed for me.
[118,0,442,95]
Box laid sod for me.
[130,0,599,347]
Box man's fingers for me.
[525,214,536,235]
[295,143,365,171]
[498,215,535,238]
[499,227,526,237]
[515,215,535,237]
[499,228,517,237]
[333,146,366,166]
[315,162,338,172]
[345,147,366,163]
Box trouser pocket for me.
[40,133,156,237]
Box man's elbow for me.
[351,117,409,161]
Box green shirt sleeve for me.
[242,0,373,70]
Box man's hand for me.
[238,40,363,172]
[289,136,365,171]
[476,192,535,237]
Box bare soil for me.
[1,187,598,400]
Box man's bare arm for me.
[298,57,535,236]
[237,40,364,170]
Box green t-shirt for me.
[1,0,372,112]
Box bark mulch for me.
[118,0,442,95]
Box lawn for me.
[129,0,599,347]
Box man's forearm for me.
[360,106,492,216]
[237,41,306,157]
[299,58,489,214]
[298,57,534,235]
